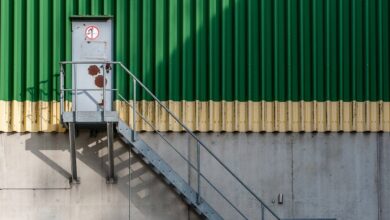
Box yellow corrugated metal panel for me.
[356,102,365,132]
[211,102,222,132]
[0,101,389,133]
[384,102,390,131]
[316,102,325,132]
[369,102,380,132]
[0,101,66,132]
[115,101,390,133]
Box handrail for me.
[60,60,281,220]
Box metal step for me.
[116,120,223,220]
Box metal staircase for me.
[59,61,336,220]
[117,119,222,219]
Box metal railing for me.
[59,61,280,220]
[60,61,120,116]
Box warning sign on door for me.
[85,26,99,40]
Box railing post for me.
[129,140,132,220]
[60,64,64,115]
[132,78,136,142]
[73,64,77,118]
[197,141,201,204]
[68,122,79,183]
[106,122,115,183]
[103,63,106,113]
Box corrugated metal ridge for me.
[1,0,389,102]
[117,100,388,132]
[0,0,389,133]
[0,100,388,132]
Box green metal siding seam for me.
[248,0,259,102]
[142,0,155,101]
[182,0,195,102]
[261,0,273,102]
[383,0,390,101]
[52,0,61,101]
[378,0,383,101]
[0,0,389,103]
[364,0,370,102]
[209,0,222,101]
[196,0,207,101]
[1,0,11,101]
[222,0,233,102]
[13,0,25,102]
[64,0,74,102]
[115,0,128,101]
[155,0,167,101]
[39,0,51,102]
[26,0,38,102]
[234,0,247,102]
[288,0,299,102]
[169,0,182,101]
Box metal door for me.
[72,19,113,112]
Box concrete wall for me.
[0,131,388,220]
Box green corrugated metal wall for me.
[1,0,389,102]
[1,0,390,133]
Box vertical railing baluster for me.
[72,64,77,111]
[69,122,78,182]
[197,141,201,204]
[60,64,64,115]
[73,64,78,118]
[132,78,136,142]
[103,63,106,113]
